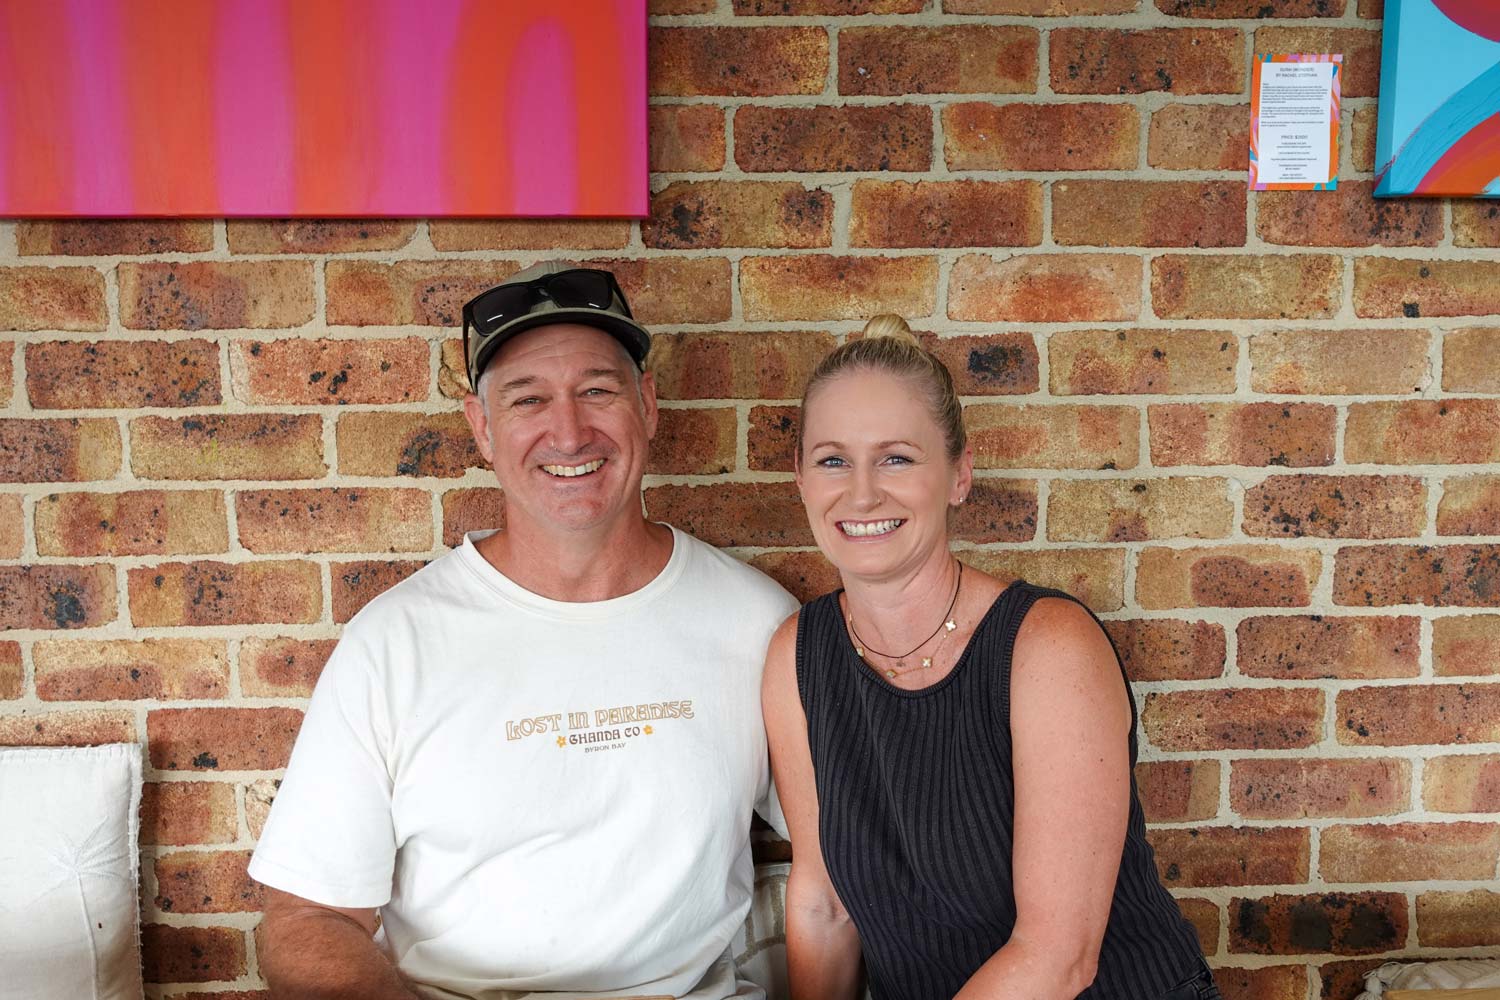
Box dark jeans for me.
[1161,965,1223,1000]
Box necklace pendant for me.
[885,668,897,679]
[855,646,864,657]
[921,657,932,669]
[944,619,956,632]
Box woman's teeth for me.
[841,518,904,537]
[542,459,605,478]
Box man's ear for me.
[639,370,660,439]
[462,393,495,466]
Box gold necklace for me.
[847,563,963,679]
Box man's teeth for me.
[542,459,605,478]
[841,519,904,537]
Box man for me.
[250,262,798,1000]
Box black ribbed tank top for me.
[795,581,1204,1000]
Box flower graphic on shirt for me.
[556,736,567,748]
[644,725,653,735]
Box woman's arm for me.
[762,613,863,1000]
[953,597,1134,1000]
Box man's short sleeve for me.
[248,636,398,908]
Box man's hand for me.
[259,887,418,1000]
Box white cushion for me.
[1360,960,1500,997]
[0,743,144,1000]
[734,862,790,1000]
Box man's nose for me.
[549,398,590,454]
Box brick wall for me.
[2,1,1498,997]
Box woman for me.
[761,316,1218,1000]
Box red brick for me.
[1213,966,1309,1000]
[645,181,832,249]
[1142,689,1324,751]
[16,220,212,256]
[141,924,247,984]
[967,403,1138,471]
[0,267,107,331]
[1048,477,1232,541]
[850,180,1042,248]
[429,219,632,252]
[26,338,220,409]
[1249,328,1428,395]
[120,262,314,330]
[1258,181,1441,248]
[236,488,432,554]
[1149,403,1336,468]
[1149,826,1309,888]
[1355,258,1500,318]
[1434,616,1500,677]
[34,638,227,701]
[1417,890,1500,948]
[951,480,1039,544]
[735,0,924,12]
[650,27,828,96]
[0,564,116,630]
[645,482,811,548]
[839,26,1038,96]
[950,254,1141,323]
[1104,619,1225,682]
[749,550,841,605]
[1051,28,1245,95]
[967,548,1128,611]
[230,337,429,405]
[128,561,321,627]
[154,851,260,914]
[924,332,1039,397]
[148,707,302,772]
[1054,181,1246,248]
[584,257,734,325]
[1229,893,1406,955]
[1231,758,1411,820]
[1423,755,1500,814]
[1237,615,1420,680]
[1335,544,1500,608]
[336,411,484,479]
[1153,255,1342,320]
[1439,475,1500,537]
[130,414,325,481]
[650,330,835,401]
[1347,400,1500,465]
[325,259,520,327]
[437,338,471,399]
[332,559,427,622]
[1452,202,1500,248]
[0,418,120,482]
[648,407,737,475]
[944,103,1138,172]
[0,708,135,745]
[240,638,337,698]
[1255,27,1380,97]
[0,495,18,559]
[734,105,932,172]
[0,340,12,409]
[1338,682,1500,745]
[648,105,726,172]
[225,220,415,254]
[245,778,277,840]
[748,404,797,473]
[1244,475,1426,539]
[441,488,506,548]
[35,489,228,557]
[1357,0,1383,15]
[1444,328,1500,392]
[1148,104,1248,171]
[1322,822,1500,882]
[1048,328,1236,396]
[945,0,1136,11]
[140,781,238,846]
[1351,106,1378,173]
[1158,0,1344,14]
[0,641,19,699]
[1135,760,1220,823]
[1138,545,1321,608]
[741,255,937,322]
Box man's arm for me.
[259,888,417,1000]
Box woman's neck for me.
[840,546,961,650]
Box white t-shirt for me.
[249,527,798,1000]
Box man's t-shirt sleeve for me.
[247,635,398,908]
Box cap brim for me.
[468,308,653,389]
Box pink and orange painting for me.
[0,0,647,217]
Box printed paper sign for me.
[1250,53,1342,190]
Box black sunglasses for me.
[462,267,632,358]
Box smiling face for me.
[797,368,972,584]
[463,323,658,539]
